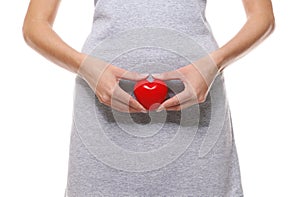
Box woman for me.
[23,0,274,196]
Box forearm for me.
[22,20,86,74]
[22,0,87,74]
[210,1,275,72]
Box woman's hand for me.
[153,0,275,112]
[78,55,149,113]
[152,55,220,111]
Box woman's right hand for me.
[78,54,149,113]
[22,0,148,113]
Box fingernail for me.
[156,106,164,112]
[141,109,148,113]
[140,105,148,113]
[140,73,149,77]
[151,73,159,77]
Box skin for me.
[22,0,149,113]
[23,0,275,113]
[153,0,275,111]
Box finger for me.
[96,93,143,113]
[112,85,147,112]
[151,70,183,81]
[157,89,194,110]
[163,99,198,111]
[109,98,144,113]
[115,68,149,81]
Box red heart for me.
[133,79,168,111]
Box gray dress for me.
[65,0,244,196]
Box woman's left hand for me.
[152,55,220,111]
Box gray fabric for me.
[65,0,244,196]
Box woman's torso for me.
[83,0,219,55]
[66,1,244,196]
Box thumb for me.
[119,70,150,81]
[152,70,182,81]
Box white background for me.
[0,0,299,196]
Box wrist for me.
[191,54,220,88]
[209,50,226,72]
[74,53,88,74]
[76,54,112,92]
